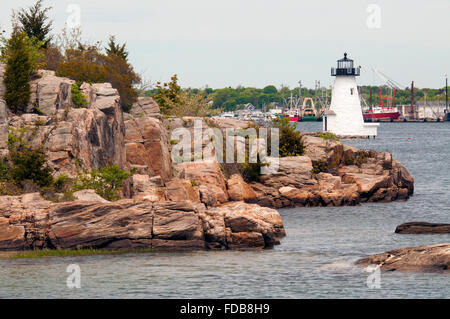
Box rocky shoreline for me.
[0,68,416,252]
[0,193,284,251]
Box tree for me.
[1,31,43,114]
[263,85,277,94]
[153,75,182,114]
[105,35,128,61]
[56,45,140,112]
[17,0,53,48]
[153,75,219,116]
[161,90,219,117]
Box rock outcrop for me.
[125,114,173,181]
[356,244,450,273]
[177,159,229,204]
[0,194,285,251]
[395,222,450,234]
[246,135,413,208]
[162,118,414,209]
[0,70,126,176]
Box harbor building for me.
[323,53,378,137]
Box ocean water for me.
[0,122,449,299]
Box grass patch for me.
[318,132,339,141]
[6,248,155,259]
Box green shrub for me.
[241,160,267,182]
[356,151,368,167]
[272,117,305,157]
[73,164,132,201]
[312,160,328,174]
[71,83,88,108]
[0,181,22,196]
[54,174,70,191]
[0,158,8,181]
[6,127,53,187]
[190,180,198,187]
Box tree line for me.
[146,84,449,112]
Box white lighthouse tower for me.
[323,53,378,137]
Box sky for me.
[1,0,449,90]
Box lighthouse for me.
[323,53,378,137]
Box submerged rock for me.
[356,244,450,273]
[395,222,450,234]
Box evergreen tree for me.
[17,0,53,48]
[3,31,33,114]
[105,35,129,61]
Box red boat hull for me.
[363,112,400,121]
[289,117,301,122]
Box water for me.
[1,122,449,299]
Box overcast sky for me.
[1,0,449,89]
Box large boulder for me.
[258,156,315,189]
[0,217,25,250]
[227,174,256,202]
[177,159,229,203]
[29,70,74,115]
[356,244,450,273]
[129,97,161,118]
[125,116,173,181]
[44,106,125,175]
[130,174,166,202]
[165,179,200,202]
[209,201,286,248]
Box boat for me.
[283,108,302,122]
[300,97,322,122]
[268,107,283,119]
[363,106,400,121]
[363,87,400,121]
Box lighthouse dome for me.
[331,53,360,76]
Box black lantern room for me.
[331,53,360,76]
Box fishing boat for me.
[283,108,302,122]
[300,98,322,121]
[363,88,400,121]
[363,106,400,121]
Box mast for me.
[445,75,449,121]
[410,81,414,117]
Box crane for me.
[372,68,405,90]
[371,68,405,110]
